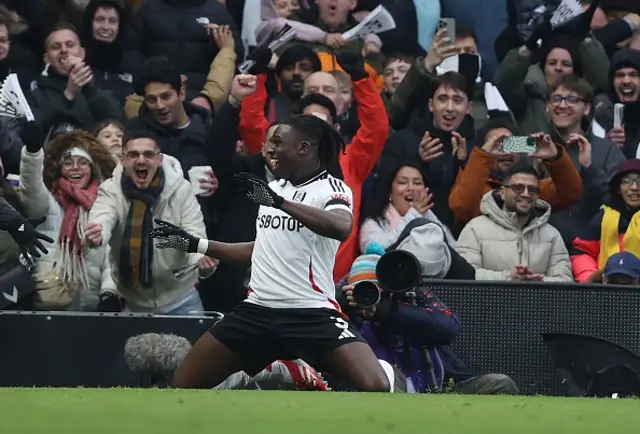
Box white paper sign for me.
[341,5,396,42]
[550,0,583,29]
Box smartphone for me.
[614,103,624,129]
[501,136,537,154]
[437,18,456,45]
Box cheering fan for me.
[0,74,34,121]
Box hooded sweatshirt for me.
[593,49,640,159]
[80,0,133,104]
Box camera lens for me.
[352,281,380,308]
[377,250,421,293]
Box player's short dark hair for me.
[548,74,594,105]
[44,21,80,50]
[284,114,345,171]
[134,57,181,95]
[295,93,337,124]
[383,53,415,70]
[456,24,479,46]
[430,71,471,100]
[122,129,160,150]
[503,164,540,184]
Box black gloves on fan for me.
[22,121,47,153]
[247,45,273,75]
[96,292,123,312]
[525,21,552,55]
[150,219,200,253]
[0,198,53,258]
[335,49,368,81]
[234,172,284,208]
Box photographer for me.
[335,245,518,395]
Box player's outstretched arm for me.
[202,241,254,265]
[150,219,254,264]
[280,200,352,242]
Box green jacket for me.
[27,74,124,133]
[494,37,609,136]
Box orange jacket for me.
[238,75,389,281]
[448,146,583,225]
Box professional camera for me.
[352,250,422,308]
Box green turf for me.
[0,389,636,433]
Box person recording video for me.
[335,244,518,395]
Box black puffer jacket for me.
[81,0,133,104]
[123,0,243,91]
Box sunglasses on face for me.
[504,183,541,195]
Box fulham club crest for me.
[292,191,307,202]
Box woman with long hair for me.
[19,130,118,310]
[360,161,456,253]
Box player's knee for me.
[360,375,391,392]
[360,359,393,392]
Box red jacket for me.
[239,75,389,281]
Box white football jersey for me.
[246,171,353,310]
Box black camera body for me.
[352,250,422,308]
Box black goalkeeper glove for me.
[234,172,284,208]
[0,199,53,258]
[150,219,200,253]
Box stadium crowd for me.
[2,0,640,393]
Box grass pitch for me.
[0,388,637,434]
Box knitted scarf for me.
[120,168,165,289]
[51,177,100,290]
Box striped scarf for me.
[119,168,164,289]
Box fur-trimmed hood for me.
[43,131,117,190]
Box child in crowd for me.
[91,119,124,159]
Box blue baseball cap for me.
[604,251,640,279]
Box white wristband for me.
[197,239,209,255]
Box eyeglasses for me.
[124,150,160,160]
[504,184,540,195]
[61,158,90,169]
[548,95,584,106]
[620,177,640,187]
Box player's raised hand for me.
[233,172,284,208]
[150,219,199,253]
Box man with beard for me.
[27,22,123,135]
[449,118,583,226]
[238,45,321,148]
[456,165,573,282]
[592,48,640,158]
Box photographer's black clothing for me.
[209,302,365,375]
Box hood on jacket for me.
[81,0,126,71]
[480,189,551,231]
[42,130,117,190]
[608,49,640,103]
[111,153,185,201]
[136,101,212,134]
[539,33,583,78]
